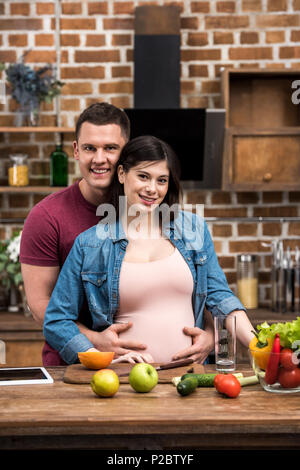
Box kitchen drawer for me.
[223,128,300,191]
[2,340,43,367]
[0,313,43,367]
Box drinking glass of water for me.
[214,315,236,373]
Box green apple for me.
[129,363,158,393]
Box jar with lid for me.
[237,254,258,309]
[8,154,29,187]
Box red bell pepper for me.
[265,333,281,385]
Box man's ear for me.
[117,165,125,184]
[73,141,79,160]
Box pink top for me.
[115,247,195,363]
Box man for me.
[20,102,214,366]
[20,103,147,366]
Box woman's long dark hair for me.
[109,135,182,219]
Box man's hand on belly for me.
[172,326,215,364]
[90,322,148,357]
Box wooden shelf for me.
[0,127,74,133]
[0,127,74,193]
[0,186,66,193]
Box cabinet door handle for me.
[263,172,272,182]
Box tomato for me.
[279,348,299,371]
[278,367,300,388]
[213,374,226,389]
[214,374,241,398]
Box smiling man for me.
[74,119,125,205]
[20,103,150,366]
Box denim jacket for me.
[43,210,245,364]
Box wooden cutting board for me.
[63,362,205,384]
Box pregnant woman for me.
[43,135,254,365]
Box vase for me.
[8,284,19,313]
[14,111,26,127]
[27,108,40,127]
[14,107,40,127]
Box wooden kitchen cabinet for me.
[224,127,300,191]
[221,68,300,191]
[0,313,43,367]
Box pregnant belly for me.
[117,310,194,363]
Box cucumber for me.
[181,373,217,387]
[176,376,198,396]
[180,372,244,387]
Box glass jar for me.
[8,154,29,187]
[237,254,258,309]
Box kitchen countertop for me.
[0,312,42,331]
[0,308,298,332]
[1,364,300,451]
[0,309,298,366]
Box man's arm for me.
[21,264,59,326]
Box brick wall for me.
[1,0,300,307]
[186,190,300,306]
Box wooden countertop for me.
[1,364,300,451]
[0,312,42,331]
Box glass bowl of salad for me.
[249,319,300,394]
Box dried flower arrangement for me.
[0,51,64,125]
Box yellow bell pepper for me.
[249,335,273,370]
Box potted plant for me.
[0,51,64,126]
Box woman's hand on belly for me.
[172,326,215,364]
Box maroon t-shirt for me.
[20,180,101,366]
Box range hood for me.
[127,5,224,189]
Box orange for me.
[78,351,114,370]
[91,369,119,397]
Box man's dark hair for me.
[75,102,131,142]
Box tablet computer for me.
[0,367,54,386]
